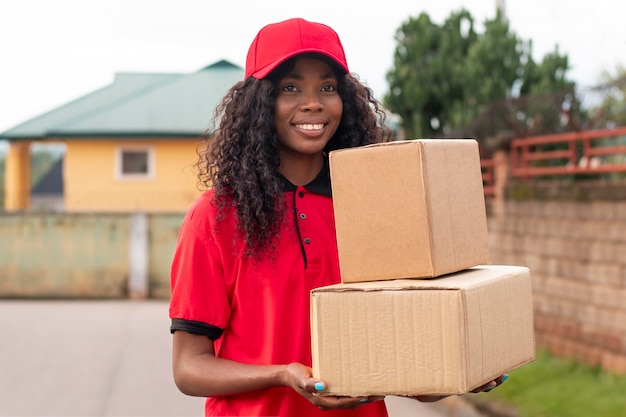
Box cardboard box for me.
[329,139,490,283]
[310,265,535,397]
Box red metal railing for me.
[481,126,626,196]
[481,158,495,197]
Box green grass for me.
[480,349,626,417]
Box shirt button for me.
[298,191,305,198]
[304,238,311,244]
[299,213,306,220]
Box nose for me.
[300,89,322,111]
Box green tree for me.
[591,65,626,128]
[586,66,626,175]
[519,46,580,133]
[385,9,581,142]
[459,11,524,139]
[30,149,58,187]
[386,10,478,138]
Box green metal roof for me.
[1,60,244,140]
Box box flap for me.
[311,265,529,293]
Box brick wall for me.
[487,193,626,374]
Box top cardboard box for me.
[329,139,490,283]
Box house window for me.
[115,146,155,180]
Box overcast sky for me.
[1,0,625,135]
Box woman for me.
[169,17,504,417]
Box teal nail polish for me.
[501,375,509,383]
[359,398,368,403]
[314,382,324,391]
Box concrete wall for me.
[487,186,626,374]
[3,185,626,374]
[0,212,183,299]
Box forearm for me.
[172,330,297,397]
[174,351,288,397]
[171,331,389,410]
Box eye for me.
[321,84,336,92]
[281,83,298,92]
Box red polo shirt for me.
[169,162,388,417]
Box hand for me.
[283,363,385,410]
[470,374,509,393]
[407,374,509,404]
[412,395,449,402]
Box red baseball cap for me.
[245,18,349,79]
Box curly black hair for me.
[195,56,390,257]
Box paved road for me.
[0,300,455,417]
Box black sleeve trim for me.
[170,318,224,340]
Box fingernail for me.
[359,398,368,403]
[314,382,325,391]
[374,397,385,402]
[501,375,509,383]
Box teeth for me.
[295,123,324,130]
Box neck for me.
[279,153,324,186]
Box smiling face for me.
[274,56,343,163]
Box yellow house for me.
[1,60,243,212]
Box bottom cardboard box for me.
[310,265,535,397]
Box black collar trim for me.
[279,157,332,197]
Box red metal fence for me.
[482,126,626,196]
[481,158,496,197]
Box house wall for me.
[4,141,31,211]
[64,139,202,212]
